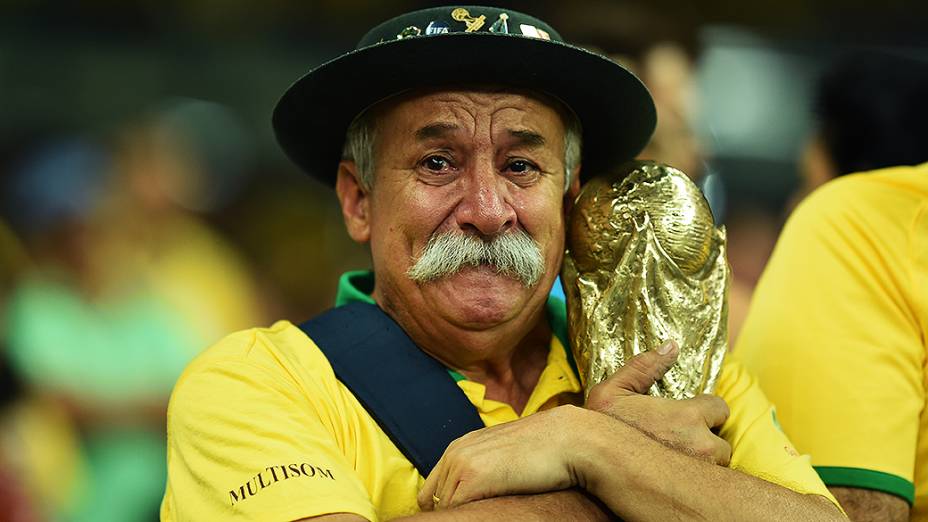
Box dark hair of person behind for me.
[816,51,928,176]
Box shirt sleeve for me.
[161,333,378,521]
[735,173,925,504]
[717,355,841,509]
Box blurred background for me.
[0,0,926,520]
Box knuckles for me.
[712,396,731,420]
[688,435,731,466]
[680,402,704,424]
[696,394,731,425]
[691,437,716,458]
[589,391,734,468]
[720,443,733,466]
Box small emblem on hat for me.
[425,21,450,35]
[519,24,550,40]
[489,13,510,34]
[451,8,486,32]
[396,26,422,39]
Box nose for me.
[454,160,516,237]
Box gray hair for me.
[342,105,582,192]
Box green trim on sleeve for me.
[814,466,915,505]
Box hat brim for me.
[273,32,656,185]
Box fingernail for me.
[657,340,676,355]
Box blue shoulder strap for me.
[298,302,485,477]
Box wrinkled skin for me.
[335,87,578,410]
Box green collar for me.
[335,270,577,379]
[335,270,377,307]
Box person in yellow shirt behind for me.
[737,51,928,521]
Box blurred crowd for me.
[0,99,370,520]
[1,1,926,520]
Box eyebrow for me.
[415,122,461,141]
[413,124,547,149]
[508,129,546,149]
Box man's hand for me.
[585,341,732,465]
[418,341,733,511]
[417,405,583,511]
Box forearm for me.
[394,489,612,521]
[578,411,845,521]
[828,487,909,522]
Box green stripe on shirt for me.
[814,466,915,505]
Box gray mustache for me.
[407,231,545,287]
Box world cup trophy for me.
[562,161,729,399]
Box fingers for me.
[698,433,732,467]
[677,395,731,466]
[693,394,730,429]
[417,457,442,511]
[715,436,733,467]
[441,457,470,509]
[418,434,476,511]
[418,412,577,510]
[679,431,732,467]
[600,340,680,395]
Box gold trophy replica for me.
[562,161,729,399]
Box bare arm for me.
[828,487,909,522]
[418,404,843,521]
[418,345,846,521]
[577,407,844,521]
[396,490,610,521]
[300,489,611,521]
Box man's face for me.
[348,88,573,333]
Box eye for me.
[506,159,540,175]
[422,155,453,172]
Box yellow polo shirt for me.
[736,164,928,518]
[162,272,837,521]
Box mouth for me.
[460,262,502,273]
[453,262,527,282]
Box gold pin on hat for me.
[451,8,486,32]
[396,26,421,39]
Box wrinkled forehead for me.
[368,85,574,135]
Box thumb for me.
[605,340,679,395]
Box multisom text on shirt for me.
[230,463,335,505]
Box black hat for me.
[273,5,656,186]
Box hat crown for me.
[357,6,563,49]
[272,4,656,186]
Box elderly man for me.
[161,6,845,521]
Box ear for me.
[563,165,582,219]
[335,160,371,243]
